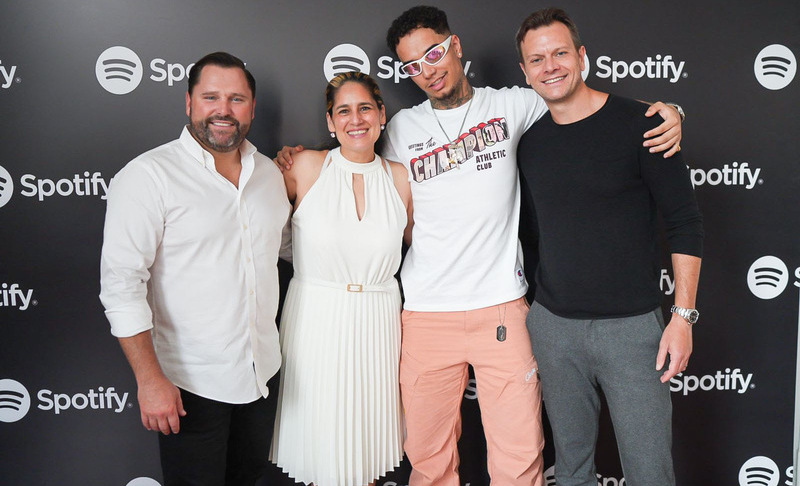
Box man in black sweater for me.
[515,8,703,486]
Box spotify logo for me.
[543,466,556,486]
[0,379,31,423]
[126,478,161,486]
[754,44,796,91]
[0,164,13,209]
[96,46,143,95]
[739,456,780,486]
[323,44,371,81]
[747,255,789,300]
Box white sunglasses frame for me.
[399,35,454,77]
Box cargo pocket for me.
[519,355,540,385]
[399,350,423,414]
[493,355,541,401]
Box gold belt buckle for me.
[347,284,363,292]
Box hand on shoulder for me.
[284,149,326,181]
[285,149,328,205]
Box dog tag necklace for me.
[496,304,507,342]
[432,88,474,168]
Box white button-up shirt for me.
[100,127,291,403]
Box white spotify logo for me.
[0,165,13,209]
[754,44,796,90]
[0,379,31,423]
[748,255,789,300]
[543,466,556,486]
[739,456,780,486]
[323,44,371,81]
[126,478,161,486]
[96,46,143,95]
[544,465,624,486]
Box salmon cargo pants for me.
[400,297,545,486]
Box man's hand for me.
[275,144,304,172]
[118,333,186,435]
[137,374,186,434]
[643,102,682,158]
[656,315,693,383]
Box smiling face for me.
[185,64,255,154]
[518,22,586,107]
[326,80,386,162]
[396,28,468,107]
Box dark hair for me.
[325,71,385,115]
[324,71,386,150]
[187,51,256,98]
[515,7,582,62]
[386,5,451,56]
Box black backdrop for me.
[0,1,798,485]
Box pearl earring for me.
[381,124,385,131]
[330,132,336,138]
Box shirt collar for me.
[178,125,257,170]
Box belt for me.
[294,276,398,293]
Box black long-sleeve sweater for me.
[518,95,703,319]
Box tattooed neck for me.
[430,79,474,110]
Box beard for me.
[427,74,471,110]
[188,114,250,153]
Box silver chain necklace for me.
[432,88,474,168]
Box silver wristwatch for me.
[670,305,699,325]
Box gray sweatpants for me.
[527,301,675,486]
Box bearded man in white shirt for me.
[100,51,290,486]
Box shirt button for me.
[243,224,248,230]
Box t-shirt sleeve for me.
[519,87,550,131]
[381,120,411,181]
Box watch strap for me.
[670,305,698,325]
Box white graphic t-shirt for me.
[383,86,548,311]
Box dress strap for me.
[381,157,395,183]
[320,149,335,173]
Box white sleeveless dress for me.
[270,147,406,486]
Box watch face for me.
[688,310,699,323]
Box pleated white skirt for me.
[270,279,404,486]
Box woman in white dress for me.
[270,72,413,486]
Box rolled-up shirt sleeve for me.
[99,160,165,338]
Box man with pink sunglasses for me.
[382,6,682,486]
